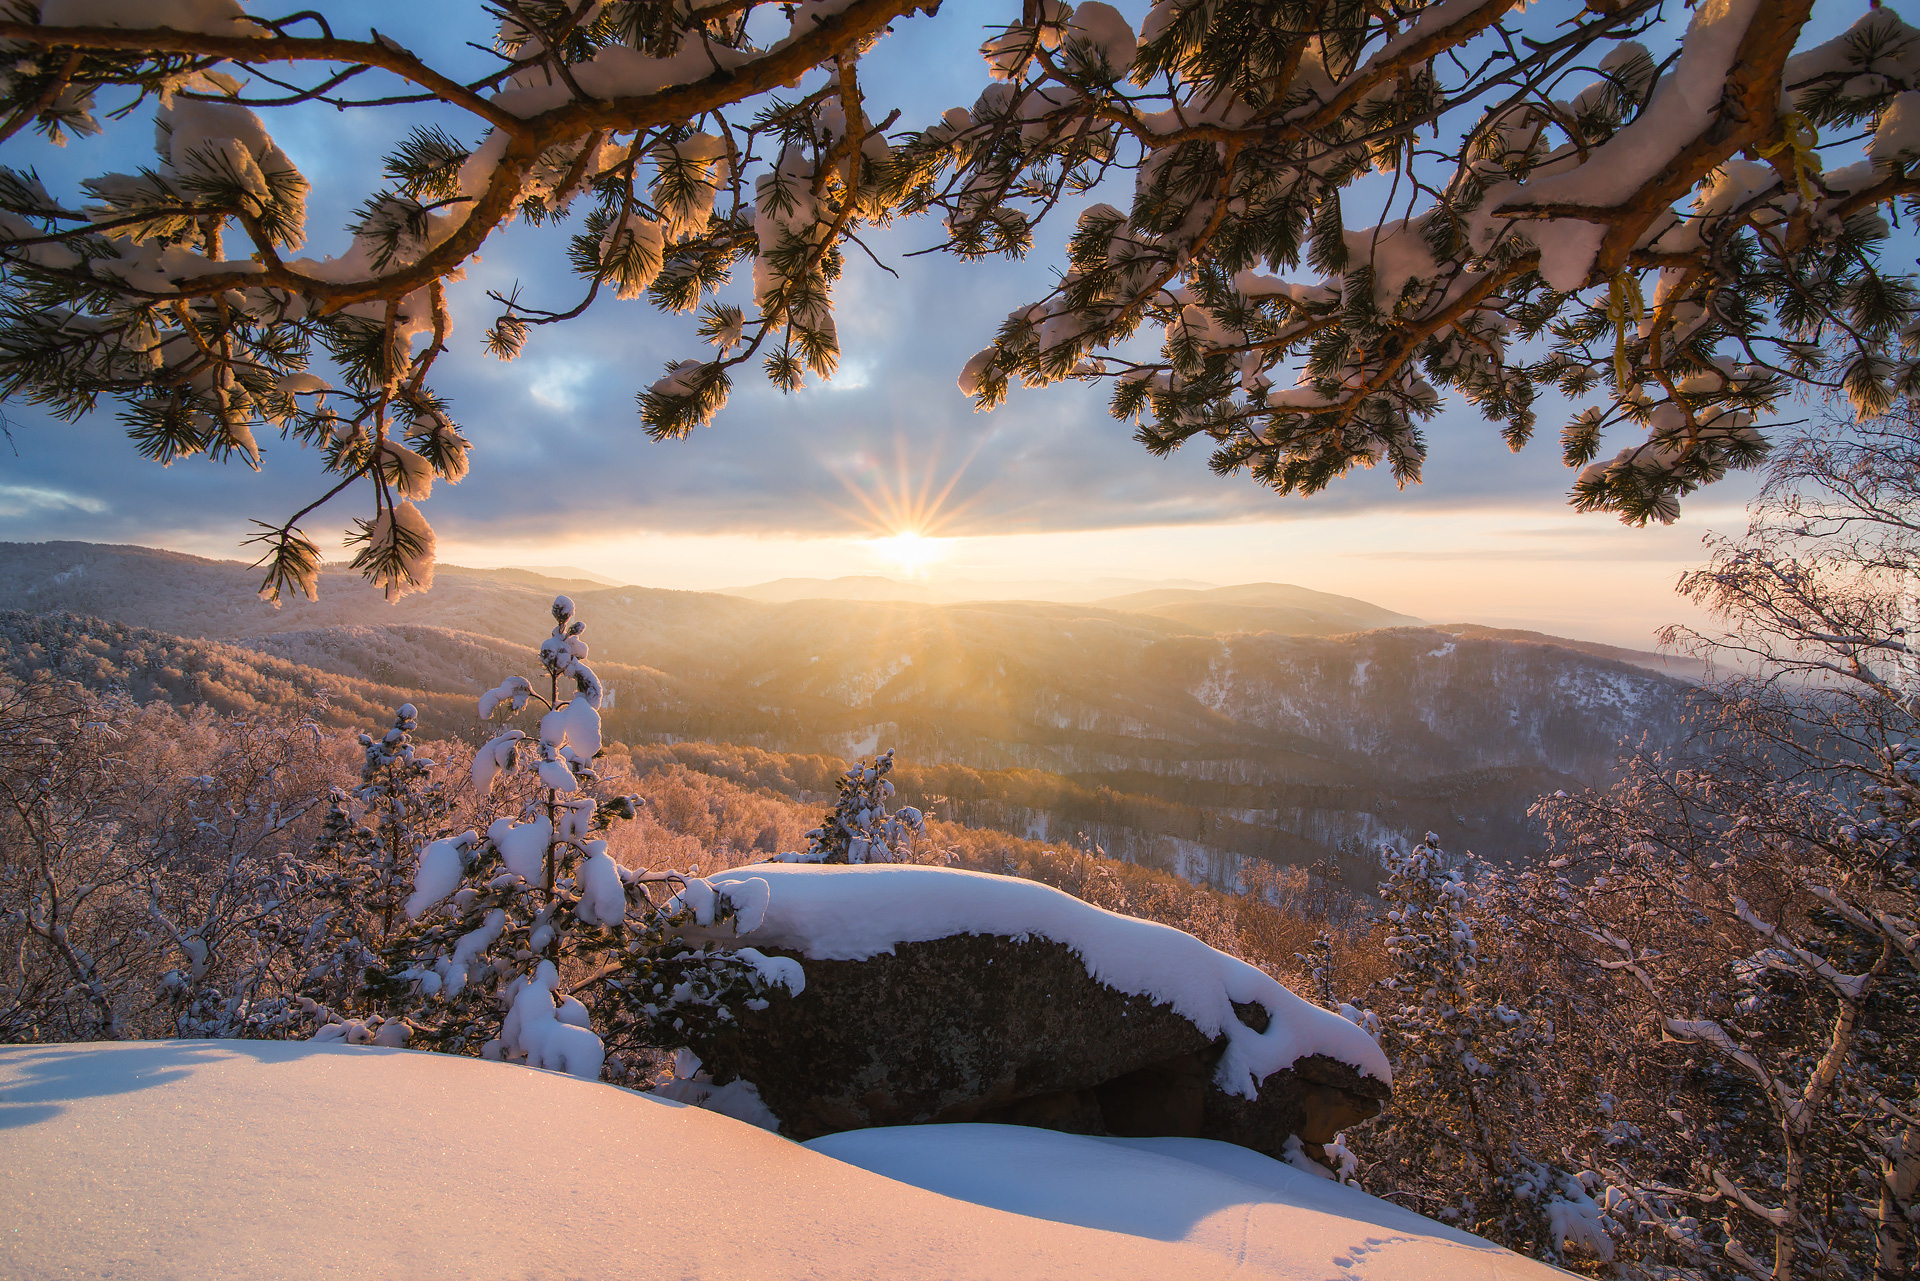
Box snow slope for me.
[812,1125,1563,1280]
[0,1041,1566,1280]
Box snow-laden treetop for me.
[1,0,1915,597]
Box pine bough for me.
[0,1,1916,596]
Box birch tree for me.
[1529,747,1917,1281]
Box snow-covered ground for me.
[0,1041,1564,1280]
[812,1125,1564,1279]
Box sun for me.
[828,439,978,580]
[870,529,944,578]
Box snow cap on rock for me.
[706,864,1392,1091]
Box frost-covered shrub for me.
[0,678,155,1041]
[1352,834,1619,1266]
[1505,408,1920,1281]
[0,679,343,1042]
[1522,749,1919,1281]
[112,697,345,1039]
[1314,410,1920,1278]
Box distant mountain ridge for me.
[506,564,627,585]
[0,542,1701,885]
[726,575,945,603]
[442,564,631,595]
[1092,583,1399,611]
[1430,623,1708,682]
[720,574,1220,605]
[1089,582,1419,639]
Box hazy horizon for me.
[1,0,1860,652]
[8,532,1726,652]
[137,514,1739,648]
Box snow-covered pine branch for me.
[943,0,1920,527]
[2,1,1917,591]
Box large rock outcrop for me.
[676,864,1391,1159]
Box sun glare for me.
[829,439,978,581]
[870,529,943,577]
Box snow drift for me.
[0,1041,1561,1280]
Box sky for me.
[0,0,1882,648]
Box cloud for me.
[524,354,601,412]
[0,483,108,518]
[1344,543,1701,563]
[823,358,875,392]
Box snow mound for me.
[0,1042,1554,1280]
[810,1124,1563,1280]
[708,863,1392,1092]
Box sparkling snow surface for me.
[811,1124,1563,1280]
[0,1042,1559,1280]
[707,863,1393,1091]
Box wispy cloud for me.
[525,354,599,412]
[0,483,107,518]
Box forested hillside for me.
[0,543,1698,883]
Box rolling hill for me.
[1090,582,1420,638]
[0,542,1700,886]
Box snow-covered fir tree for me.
[774,748,926,864]
[306,596,797,1076]
[1,2,1914,595]
[299,702,454,1021]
